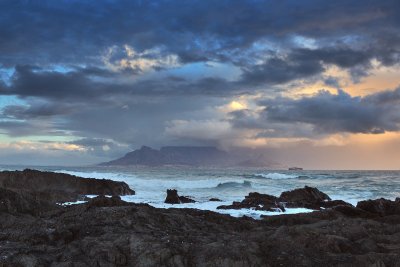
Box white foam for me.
[120,196,313,219]
[63,196,314,220]
[53,169,249,190]
[132,178,236,190]
[59,200,86,206]
[255,172,299,179]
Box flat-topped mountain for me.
[100,146,232,166]
[101,145,278,167]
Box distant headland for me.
[100,145,276,167]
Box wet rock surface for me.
[0,169,135,203]
[356,198,400,216]
[217,186,353,212]
[164,189,196,204]
[279,186,331,209]
[218,192,285,212]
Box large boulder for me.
[279,186,331,209]
[0,169,135,203]
[164,189,195,204]
[356,198,400,216]
[218,192,285,212]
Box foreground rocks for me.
[218,186,353,212]
[1,171,400,266]
[0,169,134,203]
[1,190,400,266]
[164,189,196,204]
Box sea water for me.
[2,165,400,219]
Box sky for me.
[0,0,400,169]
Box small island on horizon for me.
[288,167,303,171]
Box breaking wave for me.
[216,180,251,189]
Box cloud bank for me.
[0,0,400,167]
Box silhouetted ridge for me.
[101,146,229,166]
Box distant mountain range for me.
[100,146,277,167]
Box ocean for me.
[2,165,400,219]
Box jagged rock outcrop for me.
[164,189,195,204]
[356,198,400,216]
[218,186,353,212]
[279,186,331,209]
[218,192,285,212]
[0,169,135,203]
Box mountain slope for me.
[100,146,257,166]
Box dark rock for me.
[320,199,353,209]
[0,188,58,215]
[2,190,400,266]
[165,189,180,204]
[179,195,196,204]
[356,198,400,216]
[332,205,370,217]
[279,186,331,209]
[86,195,132,208]
[164,189,195,204]
[0,169,135,203]
[209,198,222,202]
[218,187,351,212]
[218,192,285,212]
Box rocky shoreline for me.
[1,169,400,266]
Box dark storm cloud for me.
[230,88,400,135]
[324,76,341,89]
[240,47,377,86]
[2,102,75,119]
[2,65,116,100]
[240,56,324,86]
[0,0,399,67]
[0,45,380,101]
[291,48,372,69]
[0,65,241,100]
[1,0,400,164]
[0,0,398,97]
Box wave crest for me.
[216,180,251,189]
